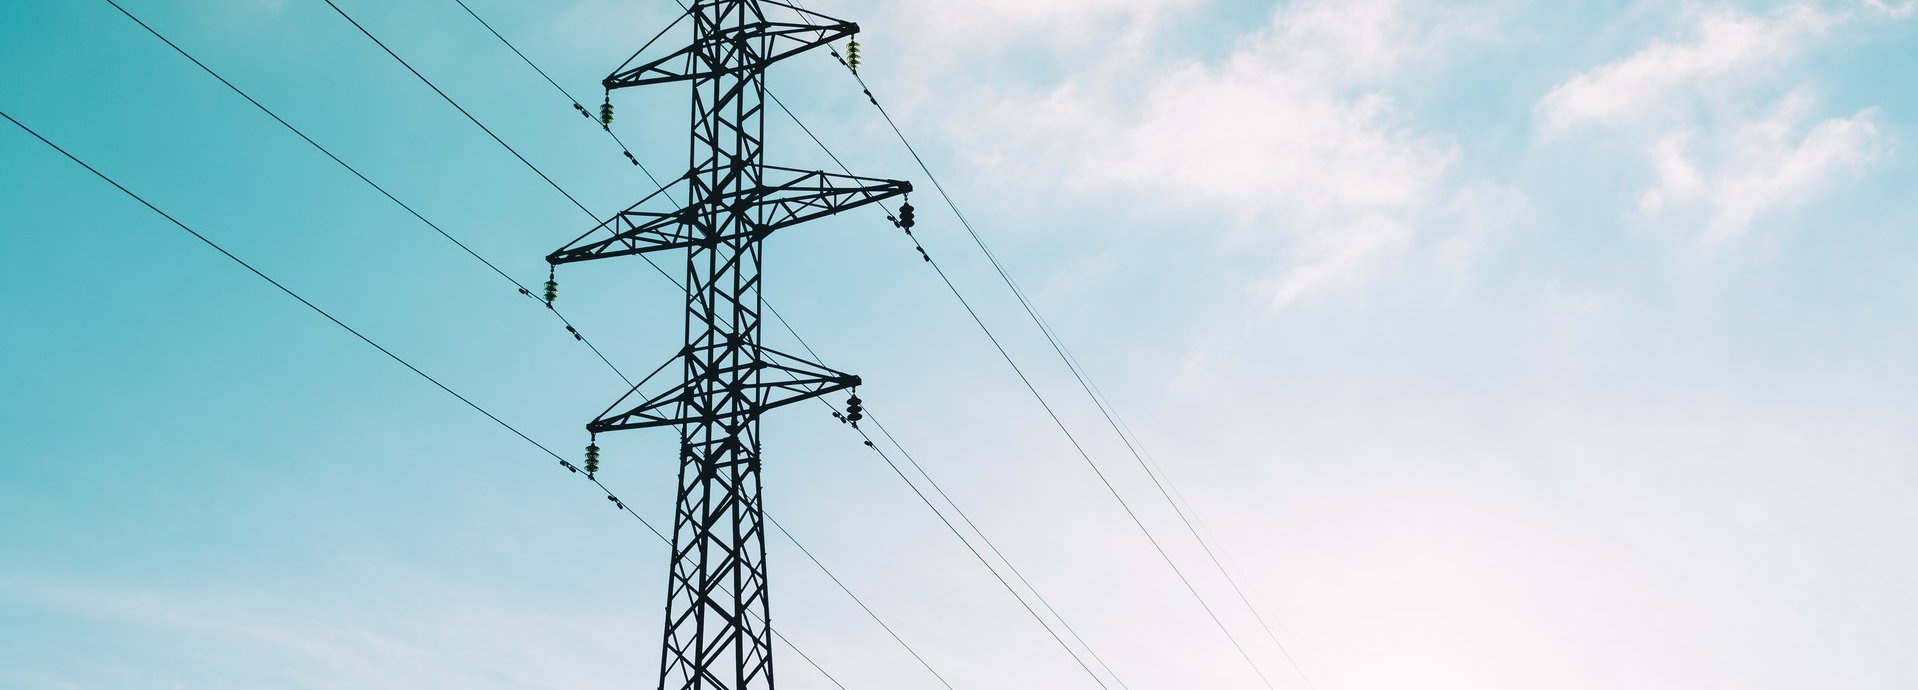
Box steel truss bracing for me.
[549,2,909,689]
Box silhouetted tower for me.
[547,2,909,689]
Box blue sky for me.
[3,0,1916,689]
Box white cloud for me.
[1864,0,1917,17]
[1535,6,1835,134]
[1639,97,1886,244]
[1257,214,1414,309]
[1535,2,1901,244]
[2,576,631,690]
[967,0,1484,309]
[904,0,1194,50]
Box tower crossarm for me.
[588,345,860,433]
[604,5,857,90]
[547,167,910,265]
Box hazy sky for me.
[3,1,1915,689]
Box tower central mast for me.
[547,2,910,688]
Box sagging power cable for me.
[816,30,1318,690]
[99,0,634,386]
[2,107,892,690]
[1,104,870,686]
[96,4,970,684]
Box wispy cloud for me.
[1639,95,1885,244]
[1535,2,1903,244]
[1,576,632,690]
[1864,0,1917,18]
[962,0,1497,309]
[1534,5,1837,135]
[900,0,1195,53]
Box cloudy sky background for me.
[3,0,1915,688]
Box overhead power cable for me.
[787,25,1325,688]
[895,205,1281,690]
[97,0,634,386]
[879,76,1318,679]
[320,0,591,221]
[447,0,664,190]
[856,407,1134,690]
[773,306,1132,690]
[854,72,1322,690]
[327,0,854,377]
[767,515,962,690]
[315,0,693,295]
[847,408,1128,690]
[742,34,1295,690]
[0,107,925,690]
[815,404,1117,690]
[741,33,1283,687]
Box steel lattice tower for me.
[547,2,909,689]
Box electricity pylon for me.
[547,2,909,689]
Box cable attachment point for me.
[896,201,914,230]
[544,267,558,307]
[584,438,600,477]
[599,93,614,126]
[844,391,863,428]
[847,40,861,73]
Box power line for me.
[757,289,1130,690]
[320,0,594,221]
[817,39,1318,689]
[2,109,549,476]
[315,0,690,295]
[744,83,1137,687]
[724,38,1284,688]
[447,0,664,190]
[857,408,1135,689]
[827,58,1318,687]
[98,0,635,387]
[833,414,1115,690]
[905,208,1280,690]
[767,516,962,690]
[326,0,827,401]
[1079,353,1320,686]
[744,33,1283,687]
[764,90,1135,690]
[769,307,1133,689]
[0,107,908,690]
